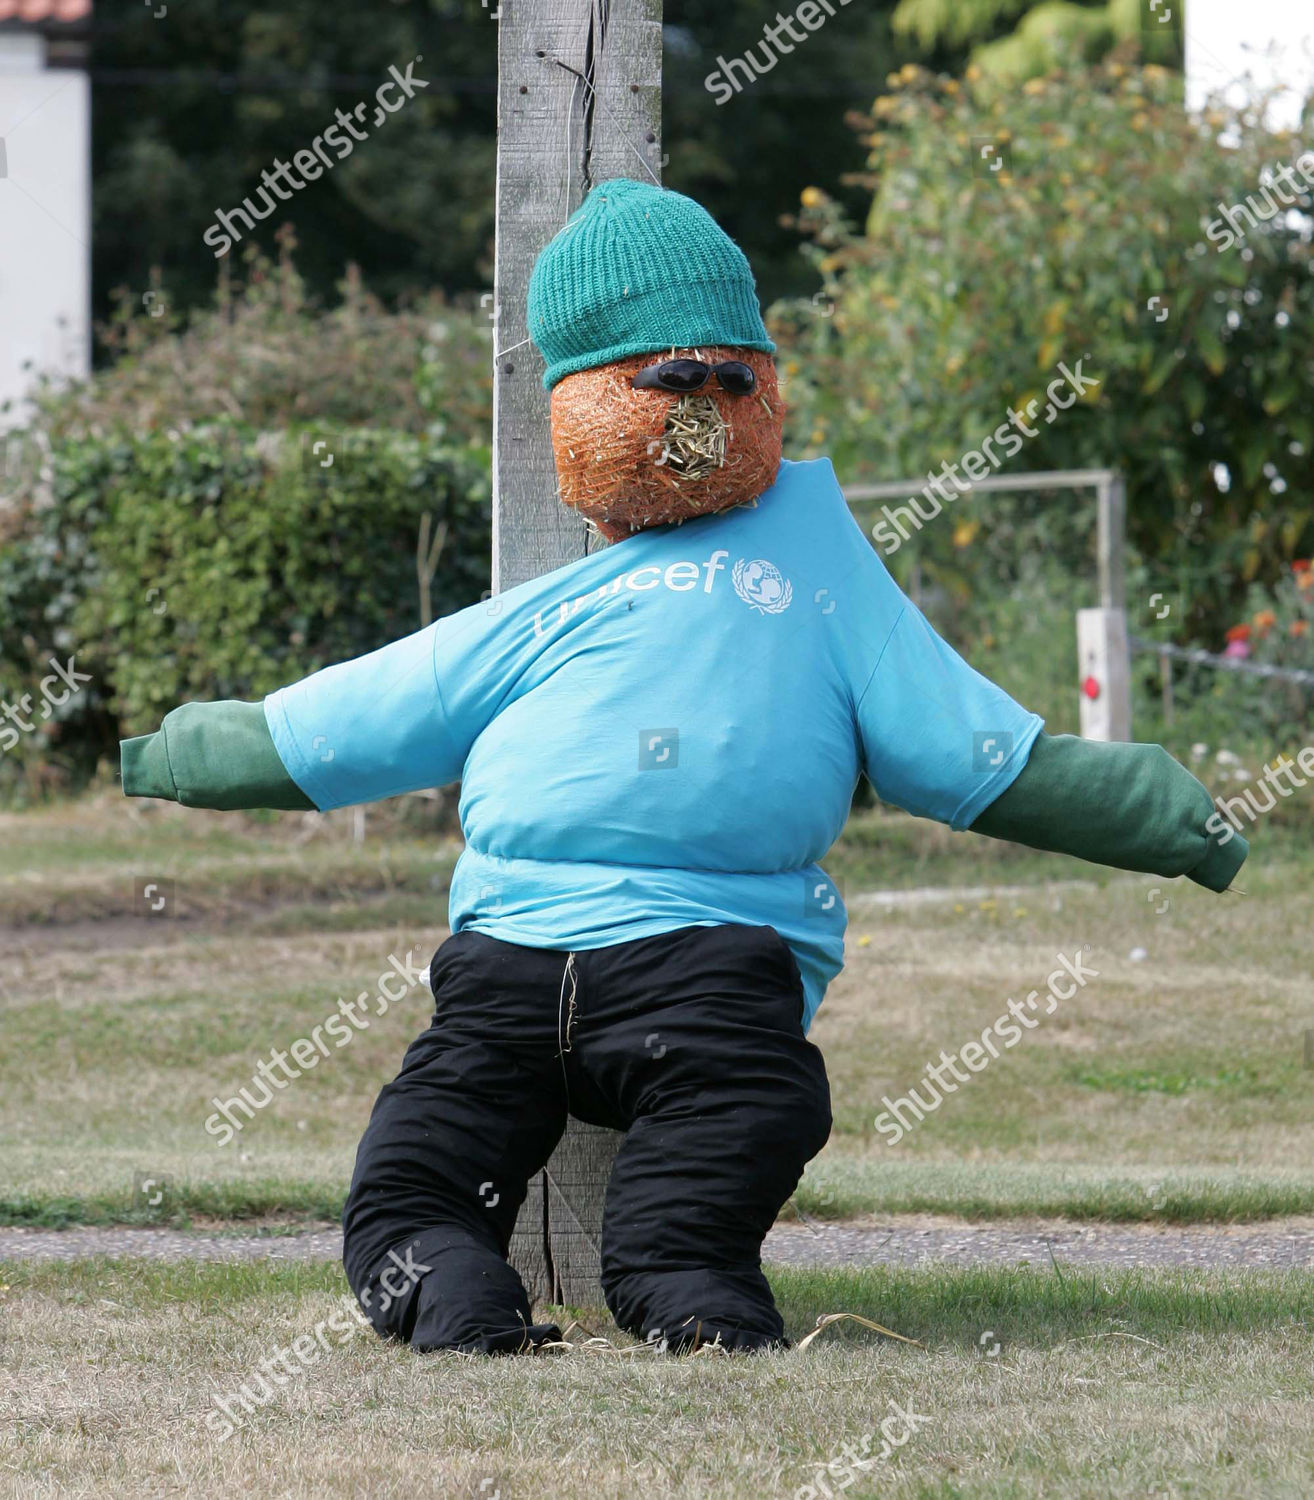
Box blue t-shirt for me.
[265,457,1042,1030]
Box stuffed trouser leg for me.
[566,924,833,1353]
[342,931,570,1354]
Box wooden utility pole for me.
[492,0,663,1308]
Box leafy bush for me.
[27,234,493,450]
[1201,561,1314,745]
[776,63,1314,647]
[0,421,490,798]
[0,246,494,802]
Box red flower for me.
[1225,623,1251,643]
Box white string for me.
[556,951,579,1100]
[541,50,663,191]
[492,334,532,361]
[562,63,579,225]
[542,1163,605,1263]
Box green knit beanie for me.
[528,178,776,389]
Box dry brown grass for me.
[814,867,1314,1173]
[2,1260,1313,1498]
[5,818,1314,1223]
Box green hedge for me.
[0,421,490,797]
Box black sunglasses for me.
[631,358,758,396]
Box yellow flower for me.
[953,519,979,549]
[857,934,872,948]
[942,79,960,96]
[965,64,982,82]
[800,186,825,209]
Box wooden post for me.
[492,0,663,1309]
[1077,607,1132,742]
[1081,473,1132,741]
[1095,473,1126,613]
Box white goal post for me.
[844,468,1132,741]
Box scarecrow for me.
[122,180,1247,1355]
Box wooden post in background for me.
[1077,607,1132,742]
[492,0,664,1308]
[1080,472,1132,741]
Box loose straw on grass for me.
[526,1313,922,1357]
[795,1313,925,1352]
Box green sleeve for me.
[120,700,315,812]
[970,732,1247,892]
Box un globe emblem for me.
[732,557,793,614]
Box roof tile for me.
[0,0,92,24]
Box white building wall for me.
[0,31,90,428]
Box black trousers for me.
[342,922,832,1355]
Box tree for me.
[92,0,499,326]
[779,63,1314,642]
[90,1,914,333]
[661,0,905,300]
[890,0,1182,81]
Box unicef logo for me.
[731,558,793,614]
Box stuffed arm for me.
[855,602,1246,893]
[970,732,1246,891]
[121,618,468,812]
[121,700,314,810]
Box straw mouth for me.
[660,392,729,479]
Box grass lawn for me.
[2,794,1312,1227]
[4,794,1314,1497]
[2,1259,1312,1497]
